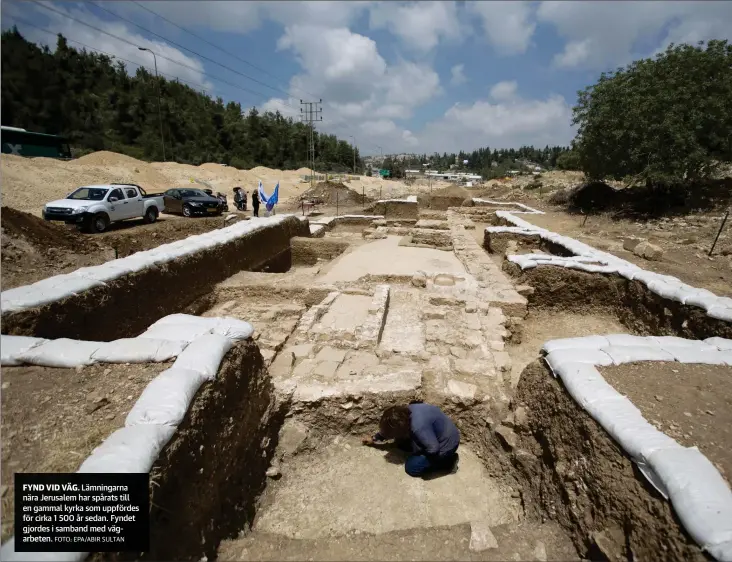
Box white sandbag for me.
[172,334,233,380]
[650,336,716,349]
[212,317,254,340]
[647,447,732,556]
[153,313,217,327]
[139,322,214,343]
[708,305,732,322]
[603,334,656,347]
[2,275,102,311]
[705,337,732,351]
[92,338,188,363]
[16,339,102,368]
[77,424,176,473]
[1,335,47,366]
[683,292,720,310]
[0,538,86,562]
[545,349,613,376]
[602,345,675,365]
[542,335,610,354]
[679,288,715,305]
[589,395,680,461]
[153,314,253,340]
[667,348,730,365]
[555,363,618,408]
[125,368,205,427]
[73,263,133,283]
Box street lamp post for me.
[138,47,166,162]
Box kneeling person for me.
[364,403,460,477]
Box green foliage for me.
[1,28,362,171]
[381,156,405,179]
[399,145,568,177]
[573,40,732,184]
[556,149,581,171]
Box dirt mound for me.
[295,167,311,175]
[301,181,370,205]
[1,206,97,253]
[562,181,620,212]
[73,151,147,168]
[1,206,114,289]
[430,184,471,198]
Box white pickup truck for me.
[42,184,166,233]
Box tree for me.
[0,29,361,171]
[572,40,732,185]
[556,148,581,171]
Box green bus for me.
[1,126,72,158]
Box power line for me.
[130,0,318,100]
[86,0,294,99]
[29,0,299,113]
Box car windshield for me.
[67,187,108,201]
[179,189,207,198]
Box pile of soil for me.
[301,181,371,205]
[429,184,471,198]
[0,207,229,290]
[1,206,114,289]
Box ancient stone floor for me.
[212,215,580,561]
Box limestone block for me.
[447,379,478,403]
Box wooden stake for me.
[709,209,730,256]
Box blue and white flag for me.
[258,180,269,205]
[266,182,279,212]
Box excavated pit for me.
[8,209,729,562]
[149,215,729,562]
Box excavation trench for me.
[160,218,727,561]
[7,212,729,562]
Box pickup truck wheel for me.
[182,204,193,218]
[143,207,159,224]
[89,213,109,233]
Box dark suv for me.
[163,188,223,217]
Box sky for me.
[3,1,732,156]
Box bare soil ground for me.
[0,362,167,541]
[600,362,732,485]
[220,521,577,561]
[0,206,234,289]
[507,210,732,297]
[507,310,631,387]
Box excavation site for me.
[2,198,731,562]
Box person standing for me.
[252,189,259,217]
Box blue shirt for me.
[376,403,460,457]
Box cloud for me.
[489,80,517,102]
[537,1,732,70]
[384,61,442,106]
[5,1,213,89]
[469,1,536,55]
[369,1,463,52]
[273,24,442,152]
[128,0,371,34]
[416,88,574,153]
[278,25,387,104]
[450,64,466,86]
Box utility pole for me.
[300,99,322,191]
[349,135,356,175]
[138,47,166,162]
